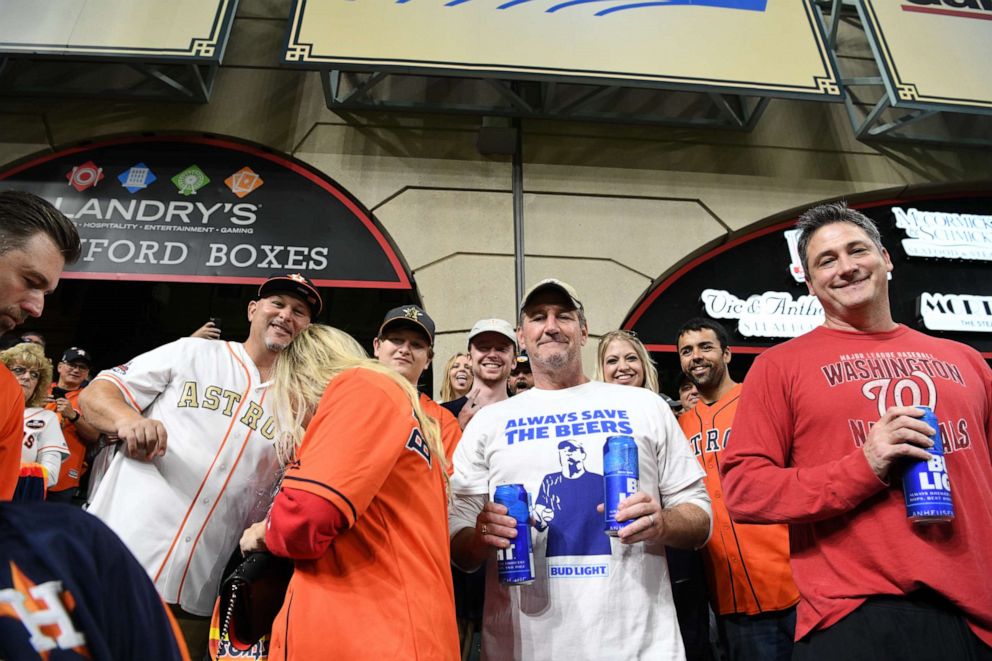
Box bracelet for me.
[70,411,80,423]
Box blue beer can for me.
[603,435,639,536]
[902,407,954,523]
[493,484,536,585]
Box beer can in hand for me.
[493,484,536,585]
[902,406,954,523]
[604,435,639,536]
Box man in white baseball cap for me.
[441,318,517,430]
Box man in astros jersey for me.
[676,317,798,661]
[80,273,322,659]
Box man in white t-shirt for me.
[449,278,712,660]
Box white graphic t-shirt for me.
[451,381,706,661]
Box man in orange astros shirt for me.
[677,317,799,661]
[45,347,101,503]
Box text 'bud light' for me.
[493,484,536,585]
[603,435,639,536]
[902,407,954,523]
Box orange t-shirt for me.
[47,385,87,492]
[679,382,799,616]
[0,366,25,500]
[268,368,458,661]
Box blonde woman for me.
[241,324,458,661]
[440,352,473,402]
[0,342,69,499]
[595,330,660,393]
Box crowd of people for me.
[0,188,990,661]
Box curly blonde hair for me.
[0,342,52,407]
[271,324,445,478]
[594,330,660,394]
[439,352,472,402]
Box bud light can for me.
[493,484,535,585]
[902,407,954,523]
[604,435,639,536]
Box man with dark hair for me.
[0,190,80,501]
[80,273,321,658]
[19,331,45,347]
[677,317,798,661]
[722,202,992,659]
[45,347,101,503]
[507,350,534,395]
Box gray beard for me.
[264,338,289,352]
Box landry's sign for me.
[625,193,992,356]
[0,136,410,288]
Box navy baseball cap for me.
[61,347,93,367]
[511,350,531,374]
[258,273,322,317]
[379,305,436,346]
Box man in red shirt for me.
[677,318,798,661]
[45,347,101,503]
[722,202,992,660]
[0,191,80,500]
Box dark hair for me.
[0,190,81,263]
[796,201,883,279]
[677,317,731,350]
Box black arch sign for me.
[0,135,411,289]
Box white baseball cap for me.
[468,318,517,350]
[519,278,583,314]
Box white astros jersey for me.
[87,338,281,616]
[21,407,69,486]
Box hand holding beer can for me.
[603,435,639,536]
[493,484,536,585]
[902,407,954,523]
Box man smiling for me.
[449,279,711,660]
[442,318,517,429]
[80,273,321,658]
[723,203,992,659]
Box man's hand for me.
[457,390,481,430]
[52,397,76,421]
[240,521,268,555]
[190,321,221,340]
[863,406,934,481]
[475,501,518,549]
[118,418,168,461]
[598,491,664,545]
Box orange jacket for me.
[0,366,24,500]
[679,382,799,616]
[47,385,88,492]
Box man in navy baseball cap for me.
[257,273,322,318]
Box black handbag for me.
[219,551,294,650]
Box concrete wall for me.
[1,0,989,395]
